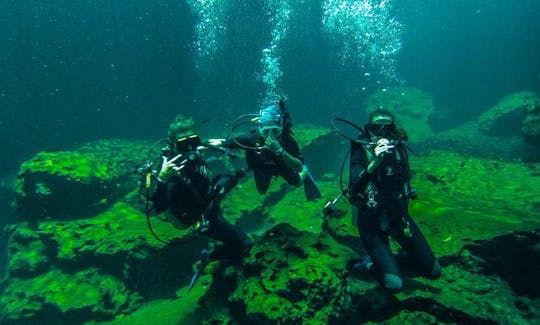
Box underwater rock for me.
[522,100,540,146]
[7,203,206,296]
[415,91,540,162]
[363,87,435,142]
[0,268,142,324]
[418,120,540,162]
[6,225,50,278]
[3,128,540,324]
[478,91,540,142]
[203,223,356,324]
[463,229,540,299]
[1,202,208,323]
[13,139,149,222]
[341,230,540,323]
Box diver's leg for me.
[389,200,441,279]
[355,205,403,292]
[204,208,252,261]
[253,169,272,194]
[280,167,302,187]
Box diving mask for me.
[175,134,201,153]
[258,104,283,138]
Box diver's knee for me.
[382,273,403,293]
[428,260,442,279]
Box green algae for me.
[292,123,333,149]
[3,124,540,324]
[14,139,152,221]
[8,236,50,278]
[224,224,352,324]
[1,268,141,322]
[38,202,187,261]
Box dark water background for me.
[1,0,540,274]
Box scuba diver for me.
[151,114,252,291]
[347,108,441,292]
[209,100,321,201]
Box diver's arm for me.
[348,145,370,197]
[152,182,169,213]
[266,136,303,172]
[278,149,303,173]
[209,134,251,150]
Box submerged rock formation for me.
[1,124,540,324]
[13,140,150,223]
[421,91,540,162]
[477,91,540,141]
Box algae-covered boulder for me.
[14,139,150,222]
[418,120,540,162]
[5,202,206,296]
[343,229,540,324]
[477,91,540,146]
[1,202,209,323]
[0,268,142,324]
[414,91,540,162]
[6,226,50,278]
[203,223,357,324]
[4,125,540,324]
[363,87,435,142]
[522,100,540,146]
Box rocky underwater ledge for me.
[1,88,540,324]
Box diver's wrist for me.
[275,147,285,157]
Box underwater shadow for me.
[464,229,540,298]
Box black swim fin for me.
[188,249,210,292]
[303,166,322,201]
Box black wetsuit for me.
[153,151,251,261]
[349,137,441,292]
[223,130,303,194]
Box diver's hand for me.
[265,136,284,156]
[208,138,225,146]
[374,138,394,156]
[158,153,184,182]
[367,139,394,173]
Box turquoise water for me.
[1,0,539,174]
[1,0,540,293]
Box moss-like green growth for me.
[37,202,183,261]
[7,231,50,278]
[323,149,540,257]
[14,139,151,222]
[478,91,539,135]
[19,151,112,181]
[292,124,333,149]
[0,268,142,324]
[217,223,355,324]
[4,125,540,324]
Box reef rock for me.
[201,223,358,324]
[522,101,540,146]
[0,202,207,324]
[3,129,540,324]
[417,120,540,162]
[13,140,149,222]
[1,268,142,324]
[478,91,540,146]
